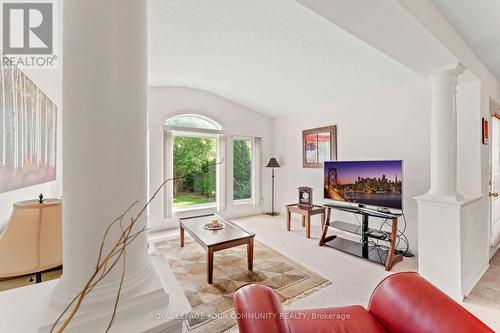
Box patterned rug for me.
[151,235,331,333]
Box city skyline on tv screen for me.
[324,160,403,210]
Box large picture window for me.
[173,135,217,208]
[233,138,253,201]
[164,114,224,214]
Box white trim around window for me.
[163,128,226,218]
[231,136,261,207]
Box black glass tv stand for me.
[318,203,403,271]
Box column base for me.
[38,255,190,333]
[415,193,488,301]
[422,191,464,203]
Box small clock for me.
[298,187,313,208]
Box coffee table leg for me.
[247,238,254,271]
[301,215,305,228]
[180,225,185,247]
[207,248,214,284]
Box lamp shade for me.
[0,199,62,278]
[266,157,280,168]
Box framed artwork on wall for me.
[0,66,57,193]
[302,125,337,168]
[482,117,489,145]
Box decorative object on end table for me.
[298,186,313,208]
[302,125,337,168]
[265,157,280,216]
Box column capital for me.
[427,63,465,78]
[428,63,465,95]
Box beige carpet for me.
[151,235,331,333]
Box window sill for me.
[173,203,217,213]
[233,199,254,206]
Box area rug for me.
[150,235,331,333]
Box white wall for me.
[147,86,273,230]
[273,78,431,254]
[457,80,482,197]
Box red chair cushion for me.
[286,305,388,333]
[234,283,291,333]
[368,272,494,333]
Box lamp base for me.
[265,212,280,216]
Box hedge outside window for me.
[233,139,252,201]
[173,136,217,207]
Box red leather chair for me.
[233,272,494,333]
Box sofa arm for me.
[368,272,494,333]
[233,284,291,333]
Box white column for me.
[39,0,190,331]
[415,64,489,302]
[55,0,151,306]
[428,64,464,199]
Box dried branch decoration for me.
[50,158,225,333]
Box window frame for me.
[162,116,226,218]
[171,132,218,212]
[166,114,222,130]
[231,136,261,207]
[232,136,254,205]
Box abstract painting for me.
[0,66,57,193]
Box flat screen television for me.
[324,160,403,210]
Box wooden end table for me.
[286,204,327,239]
[180,214,255,284]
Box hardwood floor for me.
[0,268,62,292]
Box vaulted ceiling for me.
[148,0,419,117]
[432,0,500,81]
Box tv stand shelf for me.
[319,203,403,271]
[330,221,392,241]
[324,237,389,265]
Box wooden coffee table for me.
[180,214,255,284]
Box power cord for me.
[378,212,414,257]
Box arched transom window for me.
[166,114,222,130]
